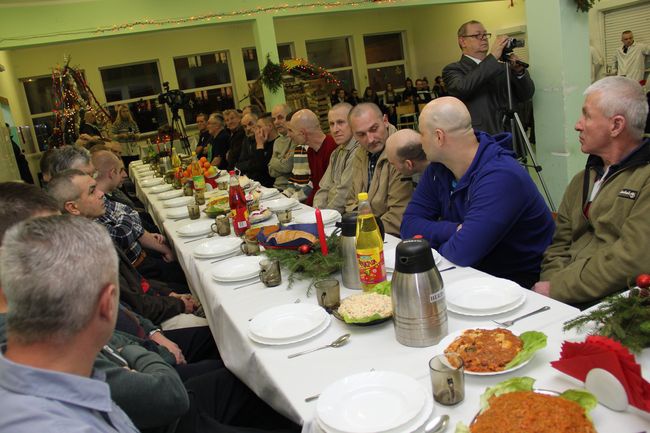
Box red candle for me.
[315,208,328,256]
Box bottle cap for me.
[229,170,235,175]
[358,192,368,201]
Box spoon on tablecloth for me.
[287,334,350,359]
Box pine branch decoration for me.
[564,289,650,353]
[260,55,284,93]
[262,232,344,295]
[574,0,600,12]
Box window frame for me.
[363,31,408,92]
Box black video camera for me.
[158,82,191,112]
[501,38,525,62]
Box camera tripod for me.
[169,108,191,155]
[502,60,556,213]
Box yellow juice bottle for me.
[356,192,386,291]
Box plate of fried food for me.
[436,328,547,376]
[455,377,597,433]
[332,292,393,326]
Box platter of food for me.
[436,328,547,376]
[333,292,393,326]
[455,377,597,433]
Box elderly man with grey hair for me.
[0,215,139,433]
[47,144,96,178]
[385,129,430,185]
[401,97,554,288]
[535,76,650,306]
[268,104,295,190]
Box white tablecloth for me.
[129,161,650,433]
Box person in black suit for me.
[442,20,534,135]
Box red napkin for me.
[551,336,650,412]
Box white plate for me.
[192,237,241,259]
[166,207,190,219]
[293,209,341,225]
[249,303,329,341]
[248,314,331,346]
[264,197,299,212]
[211,256,264,282]
[446,293,526,317]
[384,248,442,271]
[445,277,523,312]
[434,329,532,376]
[162,196,194,208]
[159,189,184,200]
[141,178,164,187]
[259,187,280,200]
[131,160,144,166]
[317,394,433,433]
[317,371,427,433]
[205,189,228,199]
[250,209,273,224]
[176,220,213,237]
[149,184,173,194]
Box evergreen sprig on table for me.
[563,289,650,353]
[262,232,343,294]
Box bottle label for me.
[193,175,206,190]
[356,248,386,284]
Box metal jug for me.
[336,212,362,289]
[391,238,447,347]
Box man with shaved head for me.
[313,103,359,212]
[286,109,337,205]
[385,129,430,184]
[347,103,412,236]
[401,97,554,288]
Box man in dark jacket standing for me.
[401,97,554,288]
[443,20,534,135]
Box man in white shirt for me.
[612,30,650,83]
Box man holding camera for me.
[443,20,535,135]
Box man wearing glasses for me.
[443,20,535,136]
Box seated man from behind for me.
[385,128,430,185]
[347,103,413,236]
[0,215,138,433]
[313,103,359,213]
[401,97,554,288]
[534,76,650,306]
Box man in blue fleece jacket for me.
[400,97,554,288]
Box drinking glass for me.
[429,353,465,405]
[259,259,282,287]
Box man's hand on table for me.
[533,281,551,297]
[149,331,187,365]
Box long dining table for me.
[130,162,649,433]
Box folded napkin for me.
[551,335,650,412]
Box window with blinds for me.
[603,1,650,71]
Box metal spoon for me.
[424,414,449,433]
[287,334,350,359]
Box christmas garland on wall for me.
[574,0,600,12]
[259,57,341,94]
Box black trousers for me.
[176,369,301,433]
[137,253,188,286]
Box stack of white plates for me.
[141,178,164,187]
[192,237,240,259]
[248,303,331,345]
[176,220,213,237]
[316,371,432,433]
[259,187,281,200]
[163,196,194,208]
[293,209,341,226]
[131,160,144,166]
[264,197,300,212]
[384,248,443,272]
[445,277,526,316]
[166,207,189,219]
[211,256,264,283]
[159,189,184,200]
[150,184,173,194]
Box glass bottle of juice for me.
[229,170,250,236]
[356,192,386,291]
[191,151,206,191]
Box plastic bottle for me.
[171,147,181,169]
[191,151,206,191]
[229,170,250,236]
[356,192,386,291]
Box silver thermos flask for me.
[391,238,448,347]
[336,212,362,289]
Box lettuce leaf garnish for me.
[504,331,547,369]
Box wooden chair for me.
[396,104,417,130]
